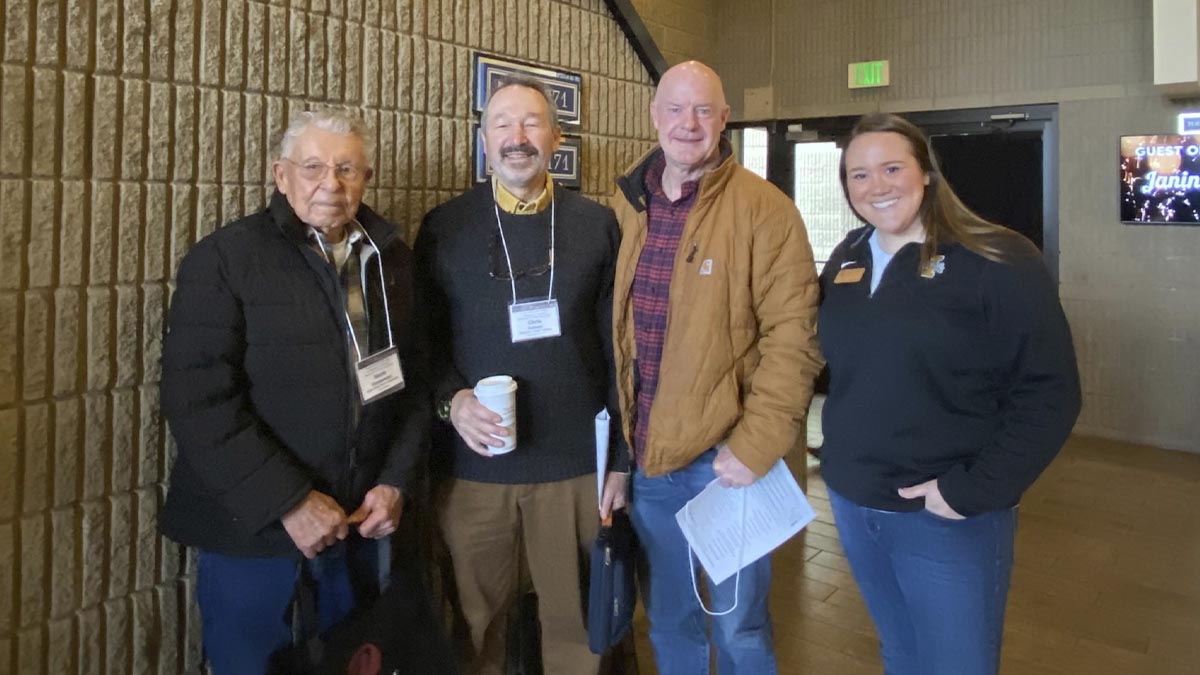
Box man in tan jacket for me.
[611,61,822,673]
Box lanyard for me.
[312,221,395,361]
[490,182,556,305]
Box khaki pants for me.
[439,474,601,675]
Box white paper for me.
[675,459,815,585]
[595,409,610,511]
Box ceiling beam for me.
[603,0,668,84]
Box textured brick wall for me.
[0,1,655,673]
[713,0,1200,454]
[629,0,716,66]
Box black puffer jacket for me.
[159,191,429,557]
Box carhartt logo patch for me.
[699,259,714,275]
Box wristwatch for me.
[436,392,455,422]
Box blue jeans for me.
[828,487,1016,675]
[196,538,381,675]
[629,449,777,675]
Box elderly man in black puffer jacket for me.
[159,110,429,675]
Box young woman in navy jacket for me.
[818,113,1081,675]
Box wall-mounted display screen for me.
[1120,135,1200,225]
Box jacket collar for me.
[849,225,874,251]
[616,136,738,214]
[269,189,398,251]
[844,225,957,266]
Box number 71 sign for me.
[472,53,583,126]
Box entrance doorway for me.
[931,131,1044,250]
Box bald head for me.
[651,61,731,182]
[655,61,728,107]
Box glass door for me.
[792,141,859,273]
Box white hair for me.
[276,109,374,163]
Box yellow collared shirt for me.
[492,175,554,214]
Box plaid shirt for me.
[310,222,374,425]
[630,156,700,465]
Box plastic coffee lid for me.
[475,375,516,393]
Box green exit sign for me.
[848,60,890,89]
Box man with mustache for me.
[610,61,823,673]
[416,75,628,674]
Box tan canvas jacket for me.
[611,143,824,477]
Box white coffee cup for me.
[474,375,518,454]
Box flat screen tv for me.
[1120,134,1200,225]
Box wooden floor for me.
[630,435,1200,674]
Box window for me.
[793,142,859,272]
[735,127,769,179]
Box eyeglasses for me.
[489,232,551,281]
[490,262,551,281]
[282,157,367,183]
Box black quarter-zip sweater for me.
[817,226,1081,517]
[415,183,629,484]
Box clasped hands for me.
[281,484,403,559]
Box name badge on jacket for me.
[834,267,865,284]
[509,299,562,343]
[355,346,405,403]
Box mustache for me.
[500,143,539,158]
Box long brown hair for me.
[838,113,1019,268]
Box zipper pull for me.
[685,242,698,263]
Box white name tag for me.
[508,299,562,343]
[355,346,406,403]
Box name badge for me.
[355,346,406,404]
[509,299,562,343]
[834,267,865,284]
